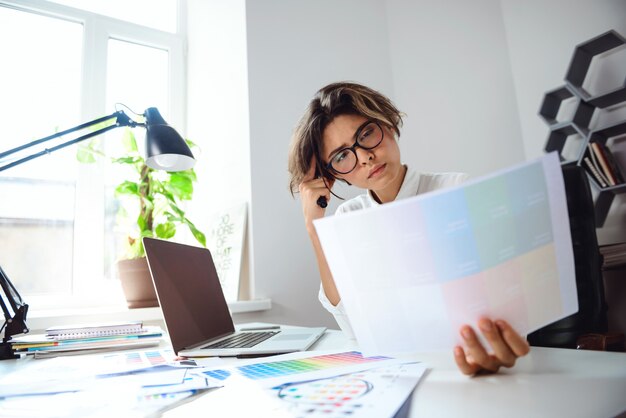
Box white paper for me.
[169,351,426,418]
[314,153,577,354]
[265,362,426,418]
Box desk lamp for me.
[0,107,195,359]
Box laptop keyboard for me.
[204,331,280,349]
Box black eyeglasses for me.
[326,121,384,174]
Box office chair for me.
[527,164,622,350]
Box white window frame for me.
[0,0,187,310]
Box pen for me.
[316,196,328,208]
[239,325,281,331]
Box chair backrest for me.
[527,164,608,348]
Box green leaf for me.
[166,173,193,200]
[113,156,141,164]
[137,215,147,232]
[140,196,154,212]
[185,219,207,247]
[159,189,177,204]
[115,181,140,196]
[164,212,179,222]
[175,169,197,182]
[185,138,198,148]
[76,145,97,163]
[155,222,176,239]
[168,203,185,218]
[122,128,139,153]
[76,138,104,163]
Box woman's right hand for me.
[298,158,334,232]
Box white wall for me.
[501,0,626,244]
[242,0,394,327]
[185,0,253,296]
[386,0,525,176]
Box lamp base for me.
[0,341,19,360]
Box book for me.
[595,141,625,184]
[45,321,144,339]
[583,157,608,188]
[599,242,626,270]
[590,142,617,186]
[587,144,610,186]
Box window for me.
[0,0,185,309]
[48,0,178,33]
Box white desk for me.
[160,329,626,418]
[1,329,625,418]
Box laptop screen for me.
[143,238,235,353]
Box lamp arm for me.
[1,266,29,359]
[0,110,142,172]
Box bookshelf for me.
[540,30,626,227]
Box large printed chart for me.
[314,153,577,353]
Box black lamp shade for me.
[144,107,195,171]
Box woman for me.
[288,82,529,375]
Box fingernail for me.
[480,319,493,332]
[454,346,463,357]
[461,327,471,339]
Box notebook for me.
[143,237,326,357]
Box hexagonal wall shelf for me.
[541,30,626,228]
[565,30,626,109]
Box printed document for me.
[314,153,577,354]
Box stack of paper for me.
[10,322,163,357]
[0,349,222,417]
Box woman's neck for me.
[371,165,408,204]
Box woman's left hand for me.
[454,318,530,376]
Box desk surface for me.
[2,328,625,418]
[168,329,626,418]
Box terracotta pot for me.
[117,257,159,308]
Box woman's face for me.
[321,114,403,193]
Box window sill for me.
[25,298,272,333]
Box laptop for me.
[143,237,326,357]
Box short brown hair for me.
[288,82,403,195]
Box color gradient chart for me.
[202,351,406,388]
[103,349,176,370]
[315,153,577,353]
[267,362,427,418]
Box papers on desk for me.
[165,350,426,418]
[314,153,578,354]
[0,349,222,417]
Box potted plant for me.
[78,128,206,307]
